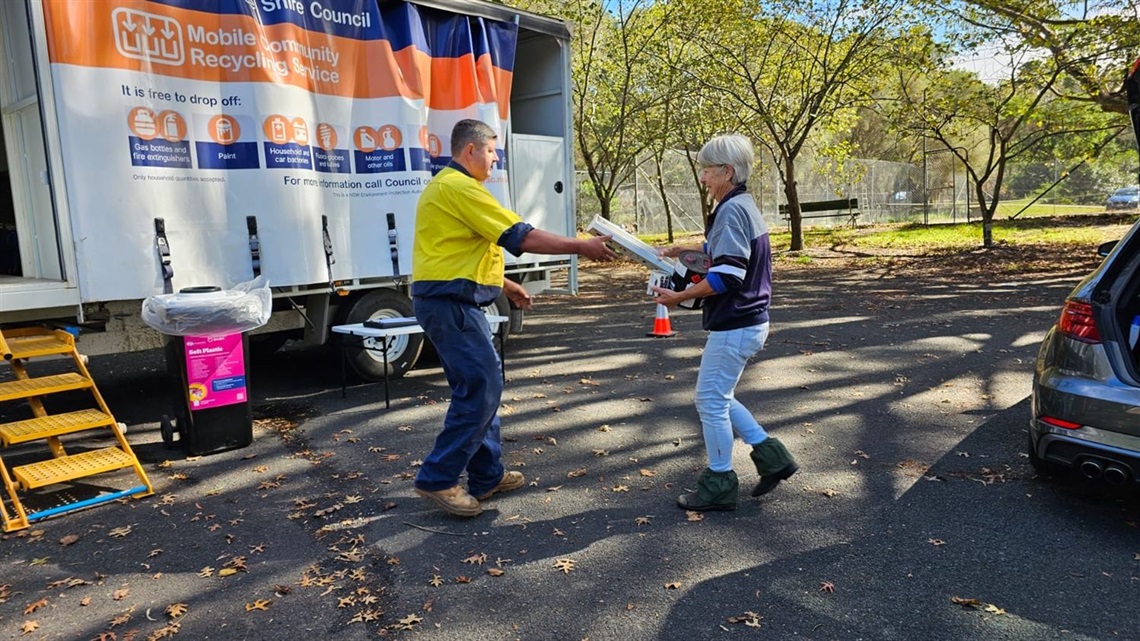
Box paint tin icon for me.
[216,119,233,143]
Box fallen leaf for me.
[598,425,612,432]
[951,596,982,608]
[553,558,575,574]
[244,599,272,611]
[611,485,630,492]
[109,611,131,627]
[819,581,835,593]
[198,567,215,578]
[108,525,132,538]
[454,575,471,583]
[664,582,682,589]
[685,511,704,522]
[984,604,1007,615]
[218,568,239,577]
[80,596,91,606]
[112,588,130,601]
[428,575,444,587]
[727,611,763,628]
[635,516,652,526]
[462,553,487,566]
[24,598,47,614]
[639,469,657,477]
[593,449,609,457]
[567,468,588,479]
[148,549,163,558]
[166,603,188,618]
[59,534,80,546]
[20,620,39,634]
[487,568,505,576]
[29,557,49,566]
[579,378,600,386]
[393,613,423,630]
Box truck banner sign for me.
[41,0,517,301]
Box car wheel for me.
[343,289,423,382]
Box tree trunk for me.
[652,154,675,243]
[974,178,995,248]
[783,158,804,251]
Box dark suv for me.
[1029,62,1140,483]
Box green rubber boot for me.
[676,468,738,512]
[750,437,798,497]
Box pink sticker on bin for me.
[184,334,247,409]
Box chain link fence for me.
[576,148,1125,235]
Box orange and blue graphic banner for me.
[41,0,518,302]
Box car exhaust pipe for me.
[1080,460,1103,479]
[1103,465,1130,485]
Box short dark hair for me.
[451,119,498,155]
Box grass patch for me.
[765,213,1136,252]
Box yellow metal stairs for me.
[0,327,152,532]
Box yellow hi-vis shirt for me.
[411,165,529,305]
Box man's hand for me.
[579,235,618,261]
[503,279,533,311]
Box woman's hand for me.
[650,285,685,309]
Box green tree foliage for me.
[668,0,913,250]
[950,0,1140,114]
[895,51,1124,245]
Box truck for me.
[0,0,579,380]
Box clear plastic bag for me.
[141,277,272,337]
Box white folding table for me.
[331,315,509,408]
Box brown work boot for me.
[414,485,482,517]
[475,471,525,500]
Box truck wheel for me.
[344,289,423,381]
[160,414,177,447]
[481,293,512,347]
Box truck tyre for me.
[343,289,423,381]
[481,293,512,347]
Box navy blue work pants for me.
[412,296,505,496]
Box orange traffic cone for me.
[647,302,677,337]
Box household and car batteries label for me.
[41,0,520,302]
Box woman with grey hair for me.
[651,133,797,511]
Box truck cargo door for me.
[0,0,61,282]
[510,133,570,265]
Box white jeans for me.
[695,323,770,472]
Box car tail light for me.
[1040,415,1082,430]
[1058,300,1101,343]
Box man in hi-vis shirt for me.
[410,119,616,517]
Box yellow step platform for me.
[0,409,116,446]
[3,332,75,360]
[0,372,92,402]
[1,326,152,532]
[12,447,135,489]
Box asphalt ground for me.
[2,252,1139,640]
